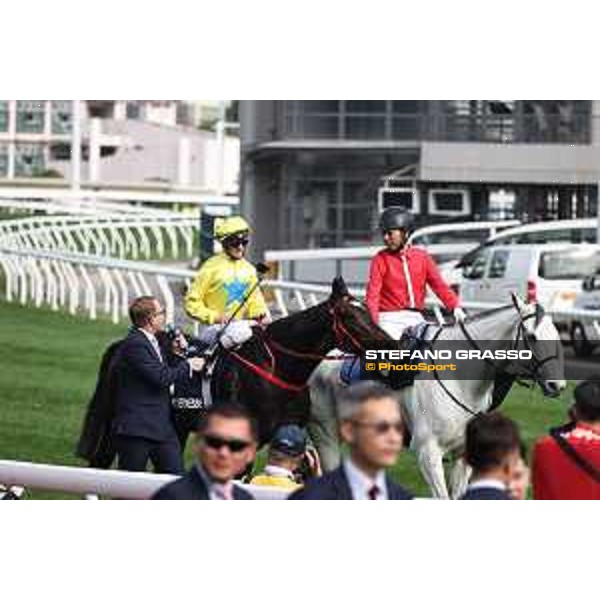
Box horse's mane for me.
[265,301,330,344]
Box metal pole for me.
[71,100,82,193]
[597,182,600,244]
[216,101,226,198]
[89,117,101,183]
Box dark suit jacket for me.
[113,329,193,442]
[76,338,123,468]
[460,486,512,500]
[288,465,413,500]
[151,467,254,500]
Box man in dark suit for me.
[113,296,205,474]
[290,382,413,500]
[152,403,257,499]
[460,412,522,500]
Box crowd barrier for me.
[0,460,290,500]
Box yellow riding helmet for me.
[214,216,251,240]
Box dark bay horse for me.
[76,276,388,466]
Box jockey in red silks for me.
[366,207,466,340]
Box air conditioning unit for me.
[428,189,471,216]
[377,187,419,214]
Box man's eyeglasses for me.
[352,420,403,435]
[203,434,252,453]
[224,236,249,248]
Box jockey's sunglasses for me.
[203,434,251,453]
[223,235,249,248]
[352,420,403,435]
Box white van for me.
[460,219,597,262]
[459,244,600,323]
[569,275,600,356]
[409,220,520,264]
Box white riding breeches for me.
[378,310,425,340]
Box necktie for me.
[212,482,233,500]
[368,484,380,500]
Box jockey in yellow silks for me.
[185,216,268,348]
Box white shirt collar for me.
[343,457,388,500]
[138,328,157,344]
[467,478,507,492]
[138,328,162,361]
[195,462,234,500]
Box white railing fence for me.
[2,244,600,327]
[0,246,344,324]
[0,460,289,500]
[0,213,197,261]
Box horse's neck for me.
[439,308,518,342]
[433,307,521,407]
[266,302,333,354]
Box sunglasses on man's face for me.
[352,420,403,435]
[224,236,249,248]
[203,434,252,453]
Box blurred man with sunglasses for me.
[152,403,257,500]
[185,216,269,351]
[289,382,413,500]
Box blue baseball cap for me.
[271,425,307,456]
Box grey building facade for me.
[240,100,600,257]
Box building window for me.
[51,101,72,134]
[288,174,377,247]
[521,101,590,144]
[0,101,8,132]
[441,100,590,144]
[15,144,44,176]
[16,101,45,133]
[0,144,8,176]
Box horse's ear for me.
[331,276,349,299]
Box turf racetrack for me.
[0,300,575,498]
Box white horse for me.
[307,294,566,499]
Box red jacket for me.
[532,423,600,500]
[366,246,459,322]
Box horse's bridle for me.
[226,298,380,394]
[459,300,560,385]
[432,303,561,416]
[267,297,382,362]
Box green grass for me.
[0,299,575,498]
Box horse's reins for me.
[429,327,481,417]
[262,301,383,362]
[459,301,559,385]
[226,300,377,394]
[430,304,559,417]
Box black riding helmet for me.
[379,206,414,233]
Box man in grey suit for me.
[290,382,413,500]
